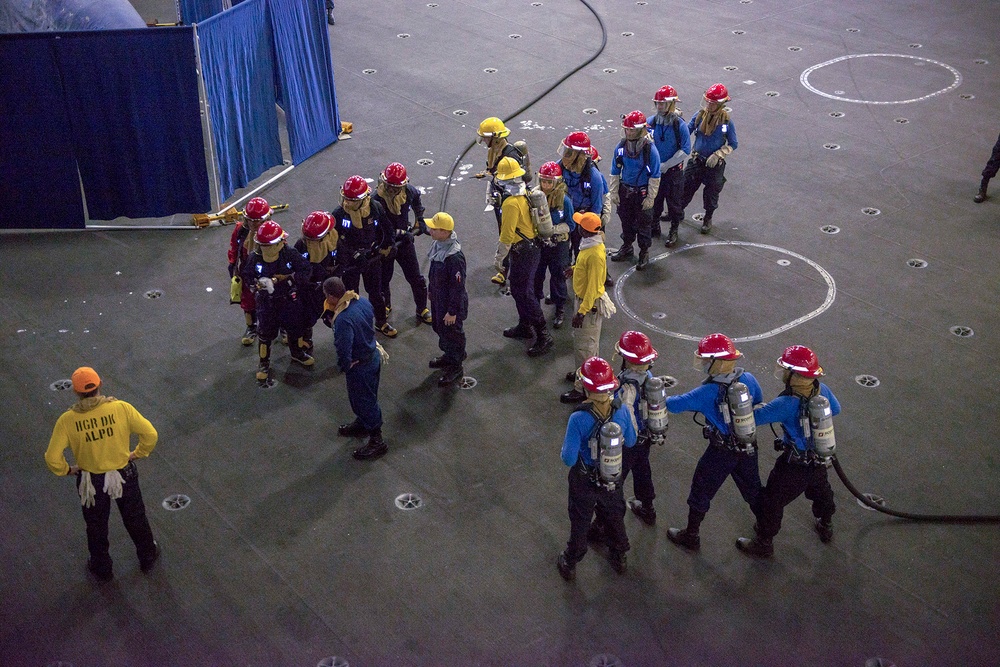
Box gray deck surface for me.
[2,1,999,666]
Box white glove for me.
[642,177,660,210]
[706,154,719,168]
[257,277,275,294]
[607,174,621,207]
[103,469,125,500]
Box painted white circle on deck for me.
[614,241,836,342]
[800,53,962,104]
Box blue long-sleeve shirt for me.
[688,112,738,156]
[552,193,575,233]
[753,384,841,454]
[647,113,691,170]
[561,402,636,467]
[562,164,606,214]
[333,296,377,373]
[666,371,763,435]
[610,139,662,187]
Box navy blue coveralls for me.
[374,185,429,318]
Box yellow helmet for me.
[478,116,510,138]
[495,156,526,180]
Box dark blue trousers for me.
[565,464,629,565]
[533,239,570,308]
[686,444,762,517]
[622,436,655,505]
[508,239,543,328]
[346,351,383,432]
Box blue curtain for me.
[178,0,225,25]
[268,0,338,165]
[55,27,211,220]
[198,0,283,201]
[0,34,84,229]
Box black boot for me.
[609,551,627,574]
[814,518,834,543]
[338,420,370,437]
[503,323,534,339]
[665,223,679,247]
[974,177,989,203]
[610,246,634,262]
[560,388,586,404]
[557,552,575,581]
[736,535,773,558]
[636,250,649,271]
[242,311,257,346]
[700,212,713,234]
[290,338,315,366]
[553,307,565,329]
[667,508,705,550]
[628,498,656,526]
[438,365,464,387]
[353,430,388,460]
[255,342,271,381]
[527,323,553,357]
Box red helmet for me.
[778,345,823,378]
[696,333,741,360]
[653,85,678,102]
[588,146,601,162]
[342,175,370,200]
[254,220,286,245]
[615,331,658,364]
[244,197,271,221]
[301,211,333,240]
[622,110,648,130]
[382,162,408,186]
[538,161,563,180]
[563,131,591,151]
[704,83,730,103]
[580,357,620,393]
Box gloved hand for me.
[256,277,275,294]
[572,313,585,328]
[607,175,621,207]
[706,154,720,168]
[474,171,486,179]
[378,247,393,258]
[642,196,655,210]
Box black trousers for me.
[682,157,727,214]
[380,239,428,314]
[431,317,466,367]
[565,465,629,565]
[508,239,543,328]
[756,455,836,539]
[342,259,388,325]
[652,163,686,224]
[617,186,652,252]
[686,443,762,517]
[256,294,306,344]
[622,436,655,505]
[983,132,1000,179]
[533,239,570,308]
[77,461,157,575]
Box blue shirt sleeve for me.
[648,145,662,178]
[615,404,637,447]
[334,317,354,372]
[562,195,575,232]
[680,120,691,154]
[822,383,841,416]
[610,147,622,177]
[561,412,590,466]
[725,119,738,150]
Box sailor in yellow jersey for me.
[496,156,553,357]
[562,211,616,403]
[44,367,160,581]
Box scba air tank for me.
[808,395,836,458]
[526,187,554,238]
[598,421,623,484]
[643,376,669,436]
[726,381,756,445]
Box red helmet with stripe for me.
[653,85,678,102]
[302,211,333,240]
[622,110,648,129]
[615,331,658,364]
[580,357,620,393]
[342,175,370,200]
[704,83,730,103]
[244,197,271,221]
[696,333,741,360]
[563,131,591,151]
[778,345,824,377]
[538,161,563,180]
[254,220,286,245]
[382,162,408,186]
